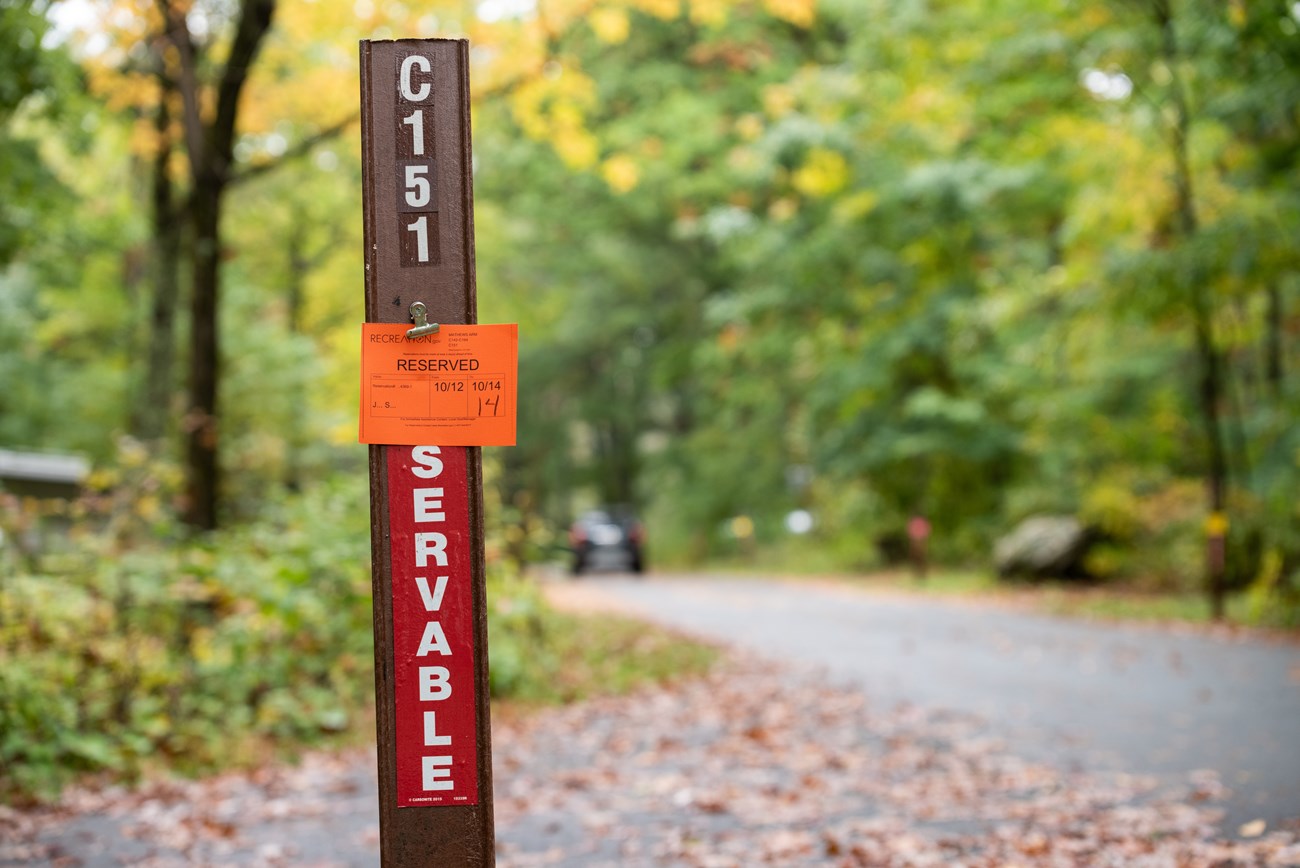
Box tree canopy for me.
[2,0,1297,613]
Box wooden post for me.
[360,38,494,865]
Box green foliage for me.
[3,0,1300,806]
[2,0,1299,810]
[0,0,1291,618]
[467,0,1300,628]
[0,454,717,801]
[0,467,373,800]
[0,0,80,265]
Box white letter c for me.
[400,55,432,102]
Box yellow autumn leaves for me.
[601,154,641,193]
[793,148,849,197]
[509,65,601,170]
[588,0,813,34]
[589,8,632,42]
[501,0,817,192]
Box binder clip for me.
[406,301,439,338]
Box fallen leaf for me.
[1239,819,1266,838]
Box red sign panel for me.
[386,444,479,807]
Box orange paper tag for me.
[359,323,518,446]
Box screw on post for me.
[406,301,440,338]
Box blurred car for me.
[569,508,644,575]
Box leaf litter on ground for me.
[492,656,1299,867]
[2,655,1297,867]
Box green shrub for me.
[1,468,717,802]
[0,475,375,800]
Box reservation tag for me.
[359,323,518,446]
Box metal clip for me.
[406,301,439,338]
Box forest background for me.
[0,0,1297,797]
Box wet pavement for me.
[567,575,1300,832]
[5,574,1299,866]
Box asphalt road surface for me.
[567,574,1300,832]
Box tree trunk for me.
[1193,314,1229,618]
[283,224,307,492]
[182,181,222,530]
[132,79,182,444]
[1266,283,1283,394]
[162,0,277,530]
[1154,0,1230,619]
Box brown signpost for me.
[360,38,495,865]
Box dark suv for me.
[569,508,644,575]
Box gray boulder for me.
[994,515,1092,579]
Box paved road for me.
[10,573,1298,865]
[569,574,1300,831]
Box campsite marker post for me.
[360,38,495,866]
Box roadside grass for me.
[649,530,1297,631]
[865,569,1290,630]
[1059,591,1205,621]
[547,610,719,700]
[657,559,1296,633]
[486,573,719,708]
[1029,584,1256,626]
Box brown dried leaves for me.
[493,657,1299,867]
